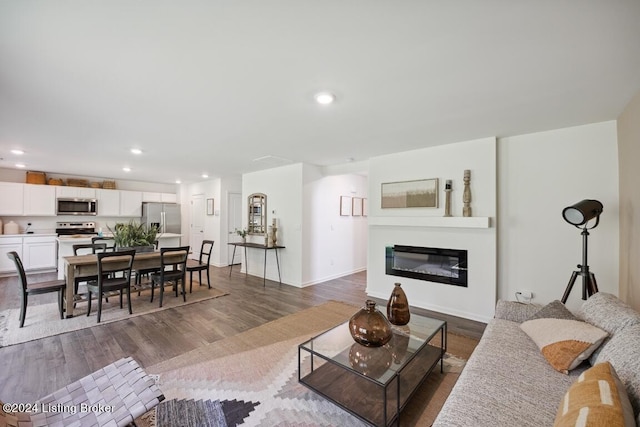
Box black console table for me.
[228,242,285,286]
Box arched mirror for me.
[248,193,267,235]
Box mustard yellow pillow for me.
[554,362,636,427]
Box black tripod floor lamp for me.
[561,199,603,304]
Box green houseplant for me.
[109,220,160,252]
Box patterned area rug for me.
[143,301,477,426]
[0,282,228,347]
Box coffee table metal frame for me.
[298,314,447,426]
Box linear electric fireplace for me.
[386,245,468,287]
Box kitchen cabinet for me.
[56,186,96,199]
[120,190,143,217]
[143,192,177,203]
[23,184,56,215]
[0,182,24,216]
[96,189,121,216]
[0,237,23,273]
[22,235,57,270]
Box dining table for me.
[62,251,185,318]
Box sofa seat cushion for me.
[554,362,636,427]
[433,318,585,427]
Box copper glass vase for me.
[387,282,410,325]
[348,300,393,347]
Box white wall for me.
[498,121,619,312]
[367,137,497,322]
[303,166,368,286]
[243,164,304,286]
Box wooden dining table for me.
[62,251,184,318]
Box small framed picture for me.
[340,196,352,216]
[207,198,214,215]
[352,197,363,216]
[362,198,368,217]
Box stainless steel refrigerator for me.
[141,202,181,234]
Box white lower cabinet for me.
[0,236,57,274]
[0,237,24,273]
[22,236,57,271]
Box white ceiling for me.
[1,1,639,184]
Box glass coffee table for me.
[298,314,446,426]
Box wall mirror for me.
[248,193,267,235]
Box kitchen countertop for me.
[56,233,182,243]
[0,233,58,238]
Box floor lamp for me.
[560,199,603,304]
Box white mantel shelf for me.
[368,216,491,229]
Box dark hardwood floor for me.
[0,266,485,402]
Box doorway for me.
[190,194,205,260]
[228,192,243,265]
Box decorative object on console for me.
[387,282,410,325]
[348,300,393,347]
[381,178,438,208]
[561,199,603,303]
[235,228,248,243]
[443,179,452,217]
[269,218,278,246]
[462,169,471,217]
[520,300,608,374]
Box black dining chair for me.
[134,240,160,293]
[150,246,189,308]
[91,236,116,252]
[72,242,108,306]
[186,240,214,293]
[6,251,67,328]
[86,249,136,323]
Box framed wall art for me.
[381,178,439,208]
[352,197,363,216]
[340,196,352,216]
[207,198,214,215]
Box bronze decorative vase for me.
[387,283,410,325]
[348,300,393,347]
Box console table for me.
[228,242,285,286]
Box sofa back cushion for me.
[579,292,640,335]
[590,323,640,425]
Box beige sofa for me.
[433,292,640,426]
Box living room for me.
[1,1,640,426]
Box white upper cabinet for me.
[23,184,56,216]
[119,190,143,217]
[161,193,177,203]
[96,189,121,216]
[0,182,25,216]
[56,186,96,199]
[143,192,177,203]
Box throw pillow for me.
[554,362,636,427]
[521,300,608,374]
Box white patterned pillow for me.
[521,301,608,374]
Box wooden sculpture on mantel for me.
[463,169,472,217]
[443,180,453,217]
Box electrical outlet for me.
[517,290,533,299]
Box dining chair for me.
[73,242,109,306]
[134,239,161,292]
[6,251,66,328]
[186,239,214,292]
[86,249,136,323]
[150,246,189,308]
[91,235,116,252]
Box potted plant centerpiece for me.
[109,220,160,252]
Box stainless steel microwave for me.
[56,198,98,216]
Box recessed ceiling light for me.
[201,174,209,179]
[123,167,131,172]
[15,163,25,168]
[315,91,335,105]
[130,148,142,155]
[11,149,24,155]
[175,180,182,184]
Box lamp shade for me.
[562,199,603,226]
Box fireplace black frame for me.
[386,245,468,287]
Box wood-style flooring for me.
[0,266,485,403]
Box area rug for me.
[0,283,228,347]
[143,301,479,427]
